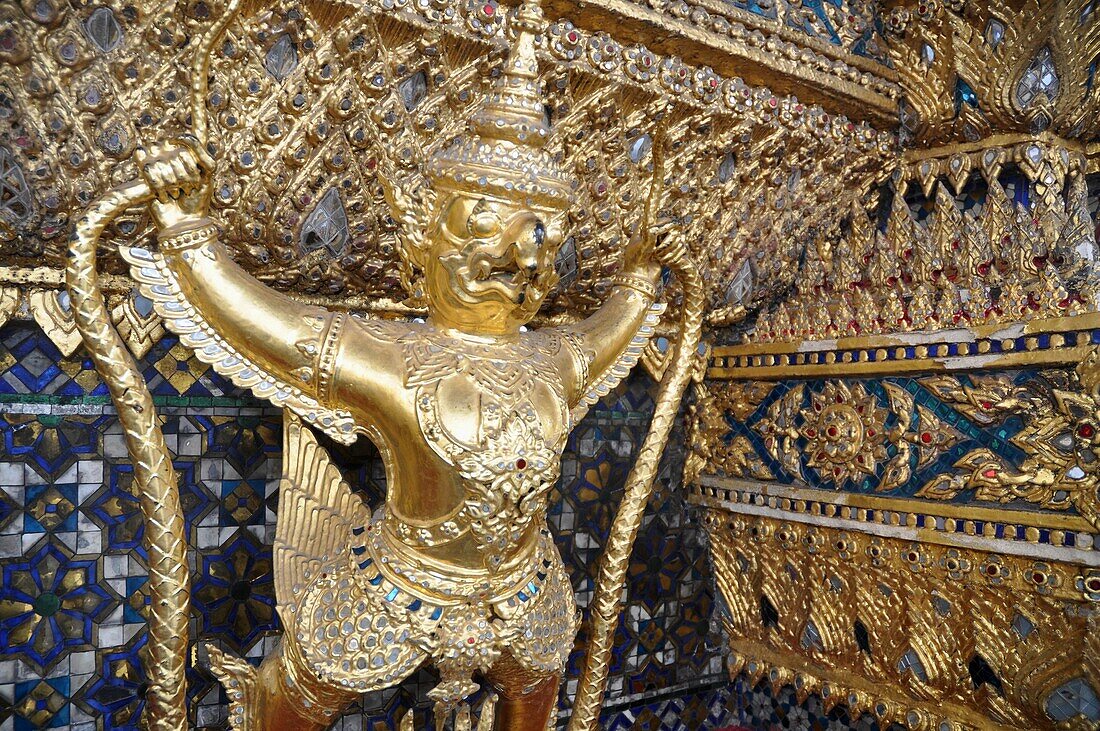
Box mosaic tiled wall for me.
[0,321,739,730]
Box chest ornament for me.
[403,326,568,570]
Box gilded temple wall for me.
[2,0,1099,728]
[686,155,1100,729]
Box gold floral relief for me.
[691,357,1100,530]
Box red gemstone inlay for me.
[483,3,495,15]
[567,31,578,42]
[982,468,998,478]
[1078,424,1095,438]
[516,458,527,470]
[1087,578,1100,592]
[920,432,932,444]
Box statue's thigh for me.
[483,649,561,731]
[485,649,559,697]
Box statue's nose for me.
[513,237,539,274]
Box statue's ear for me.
[545,217,566,249]
[387,179,437,270]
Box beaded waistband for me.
[347,511,556,618]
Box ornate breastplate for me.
[398,325,570,570]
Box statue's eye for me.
[469,210,502,237]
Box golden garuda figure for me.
[65,1,703,729]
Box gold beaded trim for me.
[158,221,218,253]
[612,272,659,300]
[316,312,346,407]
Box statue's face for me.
[425,194,561,335]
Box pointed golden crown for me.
[425,1,574,212]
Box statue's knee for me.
[262,641,358,729]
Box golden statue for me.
[65,1,703,728]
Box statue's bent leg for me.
[485,650,561,731]
[206,637,360,731]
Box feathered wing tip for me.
[194,643,259,731]
[273,410,369,618]
[409,696,496,731]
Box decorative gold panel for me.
[884,0,1100,146]
[697,498,1100,730]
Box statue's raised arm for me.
[131,139,402,443]
[548,230,665,421]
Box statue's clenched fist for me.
[135,137,213,232]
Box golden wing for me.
[273,410,370,620]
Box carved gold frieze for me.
[542,0,900,122]
[696,504,1100,730]
[690,357,1100,530]
[916,363,1100,528]
[749,150,1095,346]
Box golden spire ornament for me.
[426,1,573,212]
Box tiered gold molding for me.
[696,330,1100,721]
[710,312,1100,379]
[748,137,1095,347]
[692,339,1100,728]
[692,478,1098,566]
[544,0,900,124]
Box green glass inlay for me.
[33,592,60,617]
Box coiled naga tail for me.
[65,3,239,728]
[568,144,707,731]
